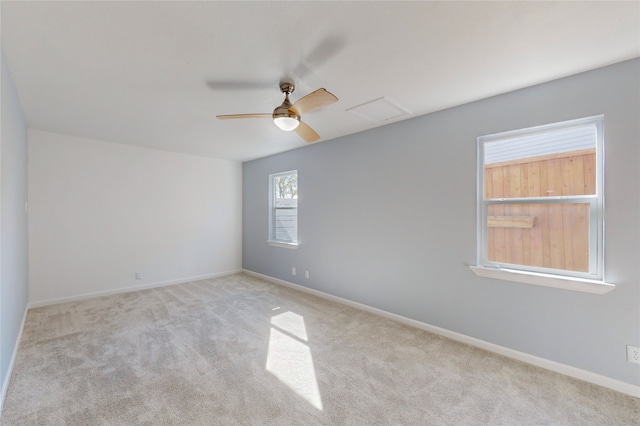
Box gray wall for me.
[243,59,640,386]
[0,51,29,397]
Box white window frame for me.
[267,170,299,249]
[471,116,614,294]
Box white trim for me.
[0,306,28,418]
[28,269,242,308]
[267,240,299,249]
[470,266,615,294]
[243,269,638,398]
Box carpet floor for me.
[2,273,639,425]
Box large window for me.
[268,170,298,247]
[476,116,605,284]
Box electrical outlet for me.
[305,270,309,279]
[627,345,640,364]
[135,272,141,280]
[291,267,296,276]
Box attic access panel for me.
[346,97,410,123]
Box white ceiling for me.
[2,1,638,162]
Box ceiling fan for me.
[216,82,338,143]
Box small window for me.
[477,116,604,281]
[268,170,298,247]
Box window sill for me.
[267,240,299,249]
[469,266,615,294]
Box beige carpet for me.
[2,273,638,425]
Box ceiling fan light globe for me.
[273,116,300,131]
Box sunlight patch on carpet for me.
[266,312,323,410]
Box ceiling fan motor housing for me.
[272,82,300,130]
[272,101,299,120]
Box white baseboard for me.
[28,269,242,309]
[243,269,640,399]
[0,305,28,418]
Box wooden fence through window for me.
[484,148,595,272]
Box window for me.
[473,116,611,292]
[268,170,298,247]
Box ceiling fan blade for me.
[216,113,272,120]
[291,88,338,116]
[295,121,320,143]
